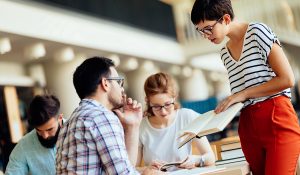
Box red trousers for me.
[239,96,300,175]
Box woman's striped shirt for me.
[220,22,291,107]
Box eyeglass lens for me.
[106,77,124,87]
[151,102,174,111]
[117,79,124,87]
[197,17,223,37]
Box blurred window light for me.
[0,37,12,54]
[54,47,75,62]
[141,60,155,71]
[24,43,46,59]
[169,65,181,76]
[109,54,120,67]
[123,57,139,71]
[182,66,193,77]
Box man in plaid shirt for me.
[56,57,161,174]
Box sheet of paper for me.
[168,166,226,175]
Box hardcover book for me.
[177,103,244,149]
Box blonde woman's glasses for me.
[150,102,175,111]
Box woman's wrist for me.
[199,155,205,167]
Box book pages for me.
[179,110,215,135]
[178,103,244,149]
[198,103,243,136]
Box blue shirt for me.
[5,129,56,175]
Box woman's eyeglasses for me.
[150,102,175,111]
[106,77,124,87]
[196,16,223,38]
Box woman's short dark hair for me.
[28,95,60,128]
[73,56,114,99]
[191,0,235,25]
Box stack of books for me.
[212,136,246,166]
[216,141,245,166]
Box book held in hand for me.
[177,102,244,149]
[159,161,183,172]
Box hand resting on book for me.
[178,155,201,169]
[158,155,202,172]
[150,160,168,170]
[149,159,182,172]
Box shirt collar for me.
[80,98,109,112]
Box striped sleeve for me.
[253,23,281,62]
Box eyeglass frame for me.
[106,76,125,87]
[196,16,223,38]
[150,101,175,111]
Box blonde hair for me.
[144,72,180,117]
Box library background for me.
[1,0,300,173]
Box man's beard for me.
[109,93,124,110]
[37,127,60,148]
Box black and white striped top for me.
[220,22,291,107]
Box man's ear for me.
[58,113,63,126]
[100,78,110,92]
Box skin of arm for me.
[136,145,143,167]
[215,43,295,113]
[124,125,140,166]
[116,98,171,175]
[114,97,142,166]
[179,137,216,169]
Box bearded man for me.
[5,95,63,175]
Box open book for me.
[178,102,244,149]
[159,161,183,172]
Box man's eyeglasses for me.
[196,16,223,38]
[106,77,124,87]
[150,102,175,111]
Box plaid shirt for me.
[56,99,139,175]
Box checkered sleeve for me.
[89,111,138,174]
[56,100,140,175]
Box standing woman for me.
[191,0,300,174]
[136,72,215,170]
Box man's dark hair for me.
[191,0,235,25]
[28,95,60,128]
[73,56,115,99]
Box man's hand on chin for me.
[114,97,142,129]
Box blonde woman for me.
[136,72,215,170]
